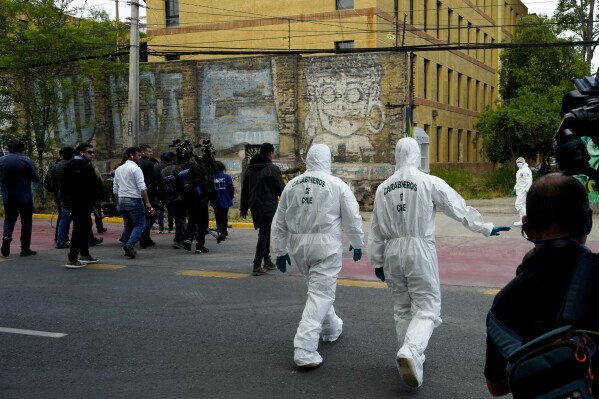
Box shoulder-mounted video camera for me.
[552,73,599,180]
[168,138,195,163]
[198,139,215,161]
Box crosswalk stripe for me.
[0,327,67,338]
[178,270,250,278]
[482,288,500,295]
[337,279,387,288]
[85,264,126,270]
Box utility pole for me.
[127,0,140,147]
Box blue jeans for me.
[3,200,33,250]
[118,197,145,247]
[57,203,73,244]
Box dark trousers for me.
[93,203,104,231]
[253,216,272,267]
[168,201,187,243]
[214,207,229,237]
[185,199,209,247]
[3,201,33,251]
[68,207,92,262]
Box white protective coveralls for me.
[367,137,494,387]
[271,144,364,367]
[514,157,533,219]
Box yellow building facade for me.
[146,0,527,167]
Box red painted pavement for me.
[10,217,599,289]
[341,236,599,288]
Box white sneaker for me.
[294,348,323,368]
[396,348,423,388]
[513,221,523,226]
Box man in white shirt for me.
[113,147,153,258]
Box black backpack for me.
[161,165,182,204]
[487,253,598,399]
[43,164,57,195]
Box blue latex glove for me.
[512,188,517,196]
[276,254,291,273]
[374,267,385,282]
[491,226,511,236]
[349,245,362,262]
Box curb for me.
[32,213,255,229]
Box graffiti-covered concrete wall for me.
[57,53,409,208]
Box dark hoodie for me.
[58,158,103,210]
[240,154,285,229]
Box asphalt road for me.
[0,229,495,398]
[2,198,598,398]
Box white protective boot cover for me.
[321,308,343,342]
[395,317,435,387]
[294,348,323,368]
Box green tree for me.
[0,0,127,175]
[476,15,588,163]
[554,0,598,69]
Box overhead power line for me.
[144,39,599,57]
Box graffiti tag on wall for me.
[304,55,385,162]
[108,71,184,149]
[200,62,279,151]
[55,77,96,145]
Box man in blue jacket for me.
[212,160,234,241]
[0,139,39,257]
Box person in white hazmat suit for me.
[512,157,533,226]
[367,137,511,388]
[271,144,364,368]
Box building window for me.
[165,53,180,61]
[448,8,453,43]
[424,59,430,99]
[457,15,462,44]
[458,73,463,107]
[166,0,179,27]
[436,2,441,39]
[448,68,454,106]
[423,0,428,32]
[436,64,442,102]
[336,0,354,10]
[335,41,354,49]
[467,77,472,109]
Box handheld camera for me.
[552,74,599,181]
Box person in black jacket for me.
[138,144,158,248]
[484,174,599,396]
[58,143,104,269]
[240,143,286,276]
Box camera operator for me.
[177,141,219,254]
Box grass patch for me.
[431,167,514,200]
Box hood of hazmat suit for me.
[270,144,364,361]
[367,137,494,386]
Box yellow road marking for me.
[85,264,126,270]
[0,258,14,263]
[178,270,250,278]
[482,288,500,295]
[337,279,387,288]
